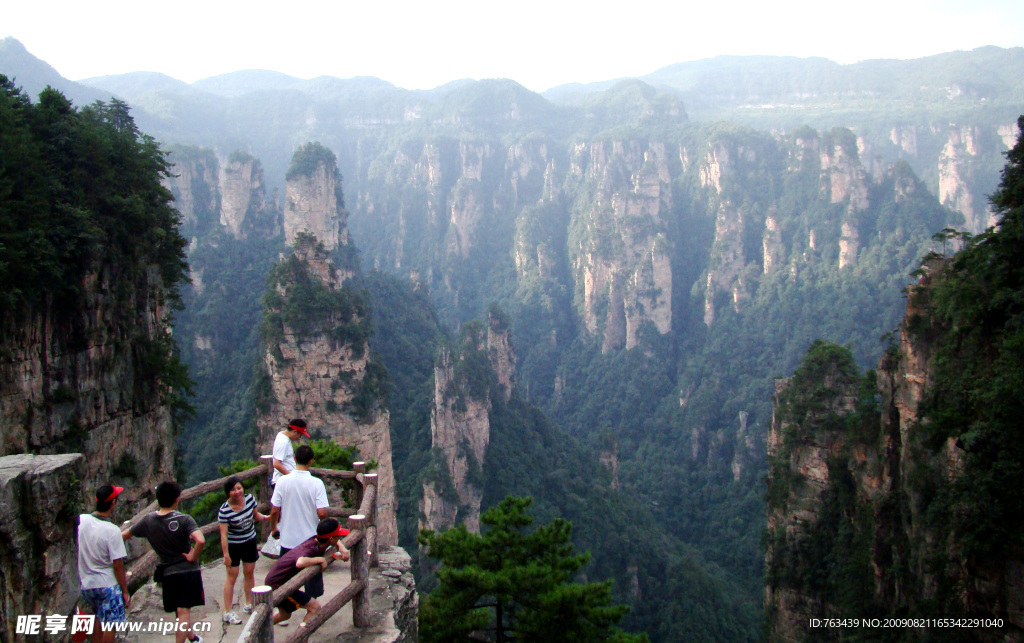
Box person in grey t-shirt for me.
[123,481,206,643]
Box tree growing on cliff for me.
[418,495,647,643]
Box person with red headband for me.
[77,485,130,643]
[263,518,349,628]
[272,419,310,485]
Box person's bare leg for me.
[175,607,192,643]
[223,565,239,614]
[301,598,321,626]
[242,562,256,610]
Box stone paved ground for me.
[118,546,416,643]
[122,554,354,642]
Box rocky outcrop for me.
[571,139,673,350]
[255,235,397,547]
[163,148,218,236]
[764,356,862,641]
[0,266,177,507]
[219,153,277,239]
[420,312,515,534]
[766,266,1024,640]
[889,125,918,156]
[421,347,490,535]
[285,157,346,251]
[821,132,869,269]
[0,454,84,643]
[699,137,769,325]
[164,147,280,241]
[703,199,747,326]
[360,546,419,643]
[938,125,984,233]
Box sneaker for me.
[242,603,253,614]
[189,637,203,643]
[222,611,242,625]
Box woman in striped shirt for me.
[218,476,268,624]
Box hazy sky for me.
[5,0,1024,92]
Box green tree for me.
[418,496,647,643]
[918,114,1024,567]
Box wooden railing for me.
[121,457,379,642]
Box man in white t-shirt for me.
[78,485,130,643]
[272,419,310,485]
[268,444,334,625]
[269,445,329,551]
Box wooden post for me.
[282,580,364,643]
[238,585,273,643]
[363,473,379,567]
[260,455,274,540]
[348,514,371,627]
[352,462,365,511]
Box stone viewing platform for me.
[123,546,416,642]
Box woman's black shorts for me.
[227,537,260,567]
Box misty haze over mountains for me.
[3,35,1024,641]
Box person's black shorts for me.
[279,589,311,613]
[227,538,260,567]
[278,547,323,598]
[161,569,205,613]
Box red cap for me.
[288,421,310,437]
[317,525,350,539]
[97,485,124,502]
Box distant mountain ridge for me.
[0,37,110,105]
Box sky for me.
[5,0,1024,93]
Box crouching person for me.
[264,518,349,629]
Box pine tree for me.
[418,496,647,642]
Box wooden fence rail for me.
[118,456,379,642]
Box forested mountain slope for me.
[2,42,1016,641]
[766,118,1024,641]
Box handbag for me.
[261,534,282,559]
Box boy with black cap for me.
[263,518,349,628]
[78,485,130,643]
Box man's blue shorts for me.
[81,586,126,623]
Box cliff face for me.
[765,269,1024,640]
[0,265,177,506]
[764,346,866,641]
[938,125,986,233]
[165,148,280,242]
[358,134,674,354]
[255,233,397,547]
[420,313,515,534]
[163,147,218,235]
[0,455,84,643]
[285,163,347,251]
[257,149,395,545]
[220,154,278,239]
[569,139,673,351]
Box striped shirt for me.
[218,494,257,544]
